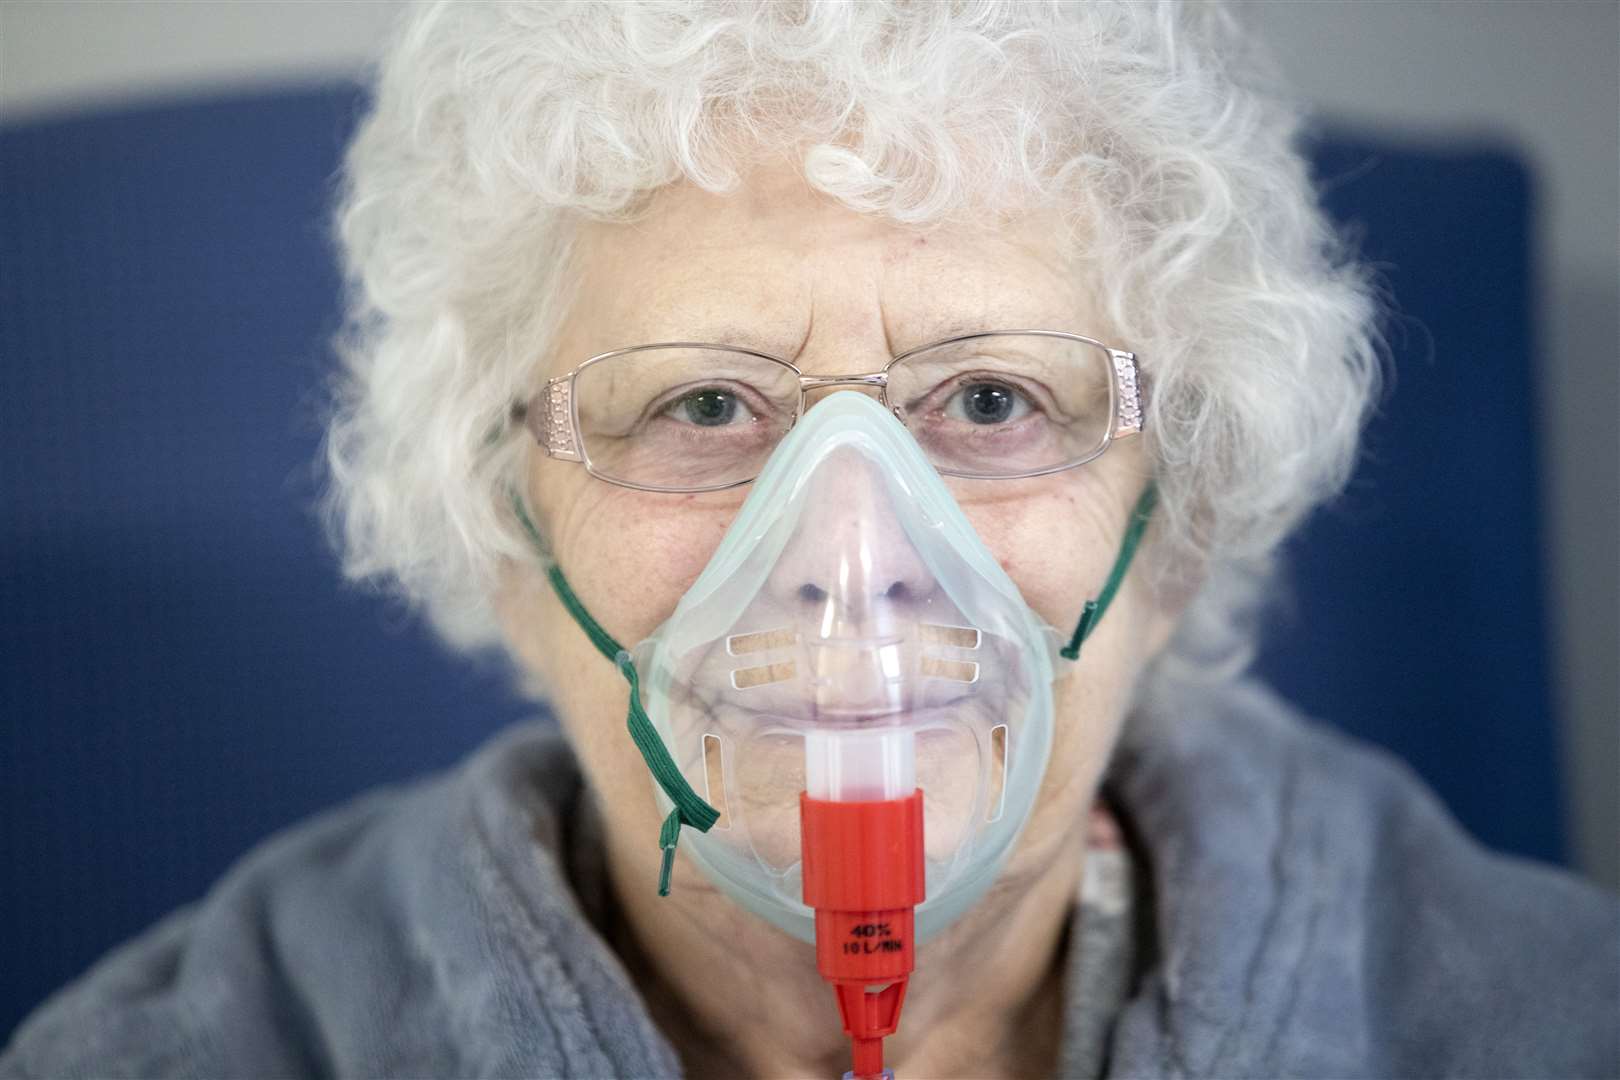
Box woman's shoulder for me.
[0,722,629,1079]
[1109,676,1620,1079]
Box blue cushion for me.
[1255,132,1560,869]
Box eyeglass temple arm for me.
[517,377,582,462]
[1109,349,1144,438]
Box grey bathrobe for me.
[5,677,1617,1078]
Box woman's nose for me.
[767,447,935,633]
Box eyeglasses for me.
[514,329,1143,493]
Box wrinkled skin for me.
[494,160,1180,1079]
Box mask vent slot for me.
[985,724,1008,822]
[920,657,979,683]
[726,628,798,655]
[919,624,980,649]
[702,733,729,829]
[732,660,797,689]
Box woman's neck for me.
[596,811,1085,1079]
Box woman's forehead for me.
[560,170,1089,363]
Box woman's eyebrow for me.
[700,324,785,350]
[630,321,800,356]
[903,317,983,346]
[890,312,1078,353]
[639,311,1076,358]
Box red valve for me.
[800,789,926,1080]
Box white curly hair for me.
[321,0,1384,689]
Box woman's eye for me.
[947,381,1030,425]
[669,388,753,427]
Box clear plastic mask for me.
[632,391,1063,943]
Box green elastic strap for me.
[1060,482,1159,661]
[510,493,720,897]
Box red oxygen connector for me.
[800,789,926,1080]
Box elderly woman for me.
[6,2,1616,1078]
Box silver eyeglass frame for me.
[515,329,1144,493]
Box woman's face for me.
[497,161,1176,910]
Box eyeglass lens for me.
[570,334,1115,490]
